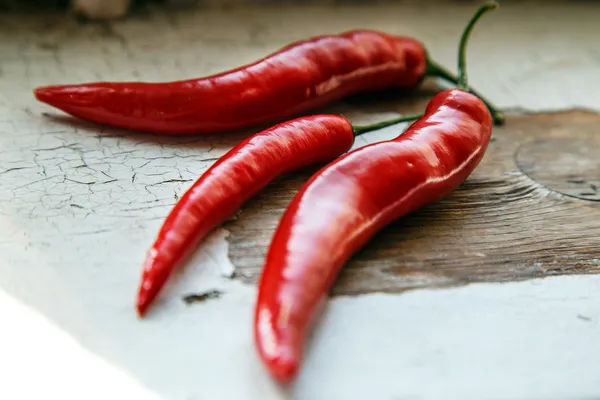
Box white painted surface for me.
[0,2,599,399]
[2,274,599,400]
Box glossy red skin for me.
[254,89,493,382]
[136,115,355,316]
[34,31,426,135]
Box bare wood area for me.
[225,94,600,296]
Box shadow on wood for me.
[225,109,600,296]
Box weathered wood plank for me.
[225,101,600,296]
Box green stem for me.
[457,1,499,90]
[425,1,504,126]
[352,113,422,136]
[426,60,504,126]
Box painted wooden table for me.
[1,2,599,399]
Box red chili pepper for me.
[136,112,422,317]
[33,25,503,136]
[254,2,498,382]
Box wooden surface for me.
[226,93,600,296]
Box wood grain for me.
[224,99,600,296]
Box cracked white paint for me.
[1,2,599,399]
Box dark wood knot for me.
[516,138,600,202]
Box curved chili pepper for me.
[136,112,421,317]
[254,2,498,382]
[33,26,503,136]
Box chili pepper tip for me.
[263,355,299,383]
[34,85,95,110]
[136,295,150,317]
[33,87,51,103]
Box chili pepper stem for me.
[352,113,422,136]
[425,1,503,126]
[426,60,504,126]
[457,1,499,91]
